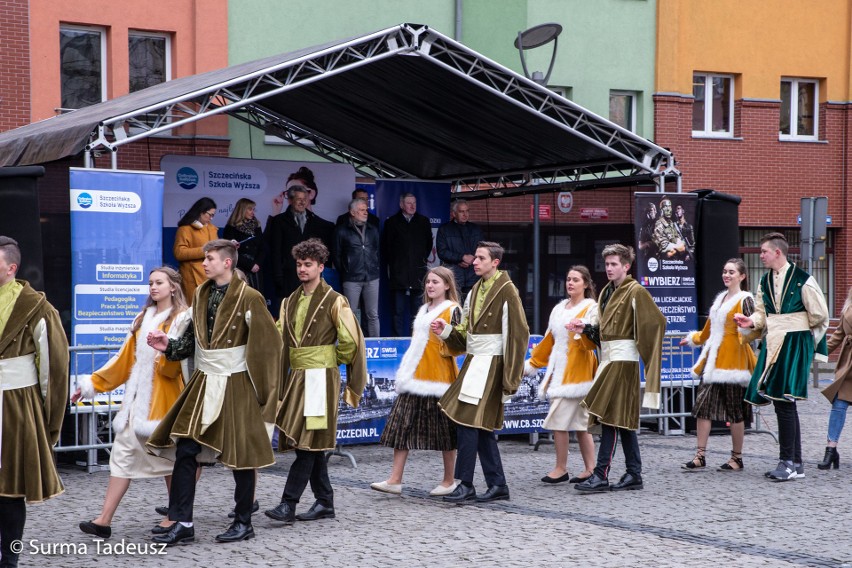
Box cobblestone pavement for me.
[17,383,852,567]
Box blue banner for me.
[336,336,549,444]
[70,169,164,374]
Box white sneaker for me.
[370,481,402,495]
[429,480,460,496]
[767,460,796,481]
[793,463,805,479]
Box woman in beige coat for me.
[818,286,852,470]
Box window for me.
[780,78,818,139]
[129,32,171,92]
[60,25,107,111]
[609,91,637,131]
[692,74,733,137]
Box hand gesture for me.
[147,330,169,352]
[70,386,83,404]
[430,319,447,335]
[732,313,754,329]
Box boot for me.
[817,446,840,470]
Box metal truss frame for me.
[85,23,678,188]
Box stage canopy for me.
[0,23,677,191]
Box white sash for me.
[0,354,39,468]
[196,345,247,434]
[458,334,503,405]
[594,339,640,381]
[765,312,811,367]
[303,369,327,418]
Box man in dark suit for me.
[267,185,335,301]
[381,192,433,336]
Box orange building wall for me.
[656,0,852,101]
[28,0,228,136]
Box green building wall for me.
[227,0,656,162]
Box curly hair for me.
[291,238,329,264]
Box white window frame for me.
[609,90,637,132]
[128,30,172,90]
[59,24,107,111]
[692,73,734,138]
[779,77,819,141]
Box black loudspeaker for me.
[691,189,741,326]
[0,166,46,290]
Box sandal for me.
[719,451,744,471]
[682,447,706,470]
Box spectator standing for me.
[223,198,265,291]
[382,193,433,336]
[334,199,381,337]
[336,189,379,229]
[173,197,219,303]
[436,199,483,297]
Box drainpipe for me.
[455,0,463,42]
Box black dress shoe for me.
[228,499,260,519]
[295,502,336,521]
[442,483,477,503]
[541,472,572,484]
[152,523,195,546]
[215,521,255,543]
[610,472,644,491]
[155,505,169,517]
[574,473,609,493]
[79,520,111,539]
[476,485,510,503]
[264,502,296,524]
[569,474,592,484]
[151,524,174,535]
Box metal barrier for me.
[54,345,122,472]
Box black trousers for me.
[774,400,802,463]
[454,425,507,487]
[392,290,421,336]
[168,438,256,524]
[282,449,334,508]
[593,424,642,479]
[0,497,25,568]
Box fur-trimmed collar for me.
[538,299,596,400]
[688,290,753,385]
[395,300,457,397]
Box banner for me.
[70,168,164,379]
[336,336,549,444]
[635,192,699,381]
[374,179,450,336]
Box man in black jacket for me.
[334,199,380,337]
[381,192,433,336]
[267,185,335,302]
[336,188,379,229]
[436,199,483,297]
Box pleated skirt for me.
[380,393,457,451]
[692,383,752,423]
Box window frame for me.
[779,77,819,141]
[692,73,734,138]
[609,90,637,132]
[59,24,108,112]
[128,30,172,92]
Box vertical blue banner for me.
[634,192,698,382]
[70,169,164,363]
[374,179,450,336]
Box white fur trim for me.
[395,300,458,398]
[539,299,596,400]
[111,307,175,436]
[523,361,539,379]
[545,381,593,399]
[684,331,700,349]
[78,373,97,400]
[693,291,753,386]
